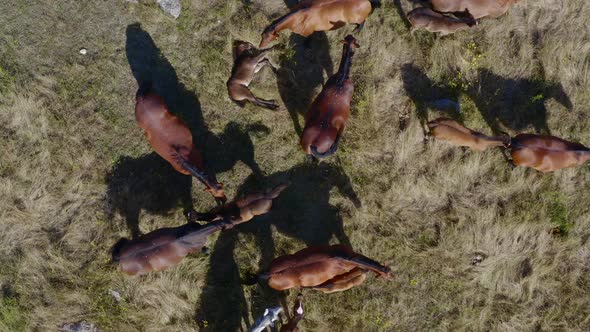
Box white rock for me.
[157,0,181,19]
[109,289,122,302]
[79,48,87,55]
[60,321,100,332]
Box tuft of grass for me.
[0,297,28,332]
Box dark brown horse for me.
[260,245,391,292]
[300,35,358,158]
[509,134,590,172]
[135,82,226,203]
[260,0,380,48]
[227,41,279,110]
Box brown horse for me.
[260,0,380,48]
[135,82,226,203]
[429,0,519,19]
[112,184,287,275]
[509,134,590,172]
[260,245,391,292]
[300,35,358,158]
[427,117,509,151]
[113,218,237,276]
[408,8,476,35]
[188,183,288,223]
[280,294,304,332]
[227,41,279,110]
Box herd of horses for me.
[111,0,589,330]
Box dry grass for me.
[1,0,590,331]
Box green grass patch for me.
[0,297,28,332]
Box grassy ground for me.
[1,0,590,331]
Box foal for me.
[260,0,380,48]
[188,183,288,224]
[408,8,476,35]
[429,0,519,19]
[135,82,226,203]
[227,41,279,110]
[300,35,358,158]
[427,117,509,151]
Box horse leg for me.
[501,148,516,168]
[252,97,280,110]
[353,21,365,33]
[255,58,277,74]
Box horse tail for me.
[242,272,270,285]
[136,81,153,99]
[111,238,130,263]
[369,0,382,8]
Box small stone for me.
[60,321,100,332]
[471,254,484,266]
[79,48,87,55]
[157,0,181,19]
[109,289,122,302]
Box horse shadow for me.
[275,0,334,136]
[195,162,361,331]
[467,68,572,134]
[401,63,462,133]
[105,153,193,238]
[393,0,412,30]
[400,63,572,135]
[113,24,268,238]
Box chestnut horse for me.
[135,82,226,203]
[427,117,509,151]
[300,35,358,158]
[509,134,590,172]
[429,0,519,19]
[227,41,279,110]
[260,0,380,48]
[259,245,391,292]
[408,8,476,35]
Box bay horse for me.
[188,183,288,223]
[428,0,519,19]
[260,0,380,48]
[509,134,590,172]
[135,82,226,203]
[408,8,476,35]
[227,41,279,110]
[300,35,358,158]
[427,117,509,151]
[111,184,286,275]
[258,244,391,292]
[113,218,240,276]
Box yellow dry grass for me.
[1,0,590,331]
